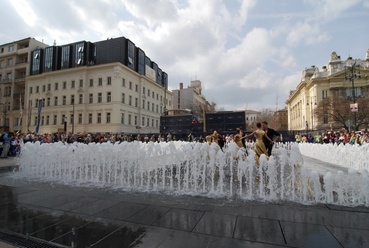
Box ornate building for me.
[286,50,369,131]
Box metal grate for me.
[0,230,68,248]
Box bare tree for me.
[259,108,277,128]
[314,95,369,130]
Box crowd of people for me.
[294,129,369,145]
[1,124,366,160]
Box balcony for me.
[13,92,25,98]
[17,47,29,54]
[14,77,25,83]
[1,78,12,84]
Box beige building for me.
[0,37,48,131]
[274,108,288,130]
[245,109,261,130]
[172,80,214,118]
[286,50,369,131]
[26,62,172,134]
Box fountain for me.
[299,143,369,172]
[11,141,369,207]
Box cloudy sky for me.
[1,0,369,111]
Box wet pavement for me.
[0,167,369,247]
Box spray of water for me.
[13,141,369,207]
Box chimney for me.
[180,82,183,90]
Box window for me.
[147,117,149,127]
[323,114,328,124]
[7,58,13,66]
[148,89,150,97]
[34,116,38,126]
[152,103,154,111]
[143,87,146,94]
[107,92,111,102]
[61,114,65,125]
[70,114,73,124]
[147,101,150,110]
[55,82,58,90]
[47,84,51,91]
[128,114,132,125]
[71,95,75,104]
[53,115,57,125]
[89,79,93,87]
[79,79,83,87]
[156,93,159,100]
[121,113,125,124]
[142,117,145,126]
[107,77,111,85]
[54,96,58,106]
[36,86,39,93]
[142,100,145,109]
[98,93,102,103]
[42,85,46,92]
[98,78,102,86]
[122,78,125,87]
[79,94,83,104]
[46,115,50,125]
[88,113,93,124]
[152,92,155,98]
[129,95,132,105]
[134,116,138,125]
[322,90,328,99]
[89,93,93,104]
[8,45,14,52]
[47,97,50,106]
[29,87,33,94]
[121,93,125,104]
[135,84,138,92]
[106,112,111,123]
[62,96,66,105]
[71,80,75,88]
[63,81,66,89]
[78,113,82,124]
[135,97,138,107]
[97,113,101,123]
[41,116,45,125]
[129,81,132,90]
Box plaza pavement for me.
[0,157,368,248]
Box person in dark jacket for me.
[262,121,281,156]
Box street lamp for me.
[344,60,361,131]
[306,96,317,132]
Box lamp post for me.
[72,99,75,134]
[345,60,361,131]
[63,116,67,133]
[306,96,317,132]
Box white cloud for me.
[286,22,331,47]
[9,0,38,27]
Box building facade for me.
[24,36,171,134]
[172,80,214,118]
[286,50,369,131]
[0,37,48,131]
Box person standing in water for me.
[244,122,273,164]
[262,121,281,157]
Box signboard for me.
[350,103,358,112]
